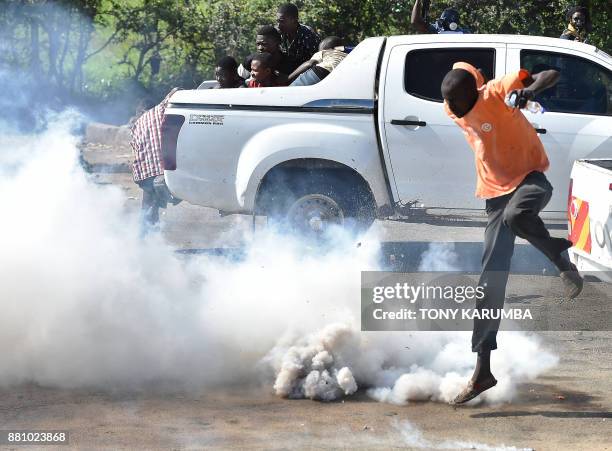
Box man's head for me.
[437,8,460,31]
[256,25,282,54]
[319,36,342,51]
[250,53,274,82]
[567,6,589,31]
[277,3,299,35]
[215,56,240,88]
[441,68,478,118]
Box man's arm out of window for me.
[411,0,429,33]
[505,69,560,108]
[523,70,560,95]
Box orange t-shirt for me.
[444,63,549,199]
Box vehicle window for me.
[521,50,611,116]
[404,48,495,102]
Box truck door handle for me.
[391,119,427,127]
[531,123,546,134]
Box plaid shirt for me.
[130,93,173,182]
[279,24,321,73]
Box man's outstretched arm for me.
[411,0,429,34]
[511,69,560,107]
[523,70,560,94]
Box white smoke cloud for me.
[396,419,534,450]
[418,242,459,272]
[0,114,557,407]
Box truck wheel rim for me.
[287,194,344,234]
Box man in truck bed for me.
[441,62,584,404]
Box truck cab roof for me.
[385,33,609,63]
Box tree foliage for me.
[0,0,102,97]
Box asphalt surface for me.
[0,142,610,450]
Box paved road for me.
[1,146,610,450]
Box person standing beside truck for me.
[130,88,180,232]
[276,3,321,73]
[440,62,584,404]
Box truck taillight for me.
[161,114,185,171]
[567,178,573,238]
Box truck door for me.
[507,45,612,212]
[380,43,505,210]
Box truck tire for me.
[258,174,375,237]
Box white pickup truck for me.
[162,34,611,233]
[568,159,612,282]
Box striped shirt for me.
[130,92,173,182]
[311,48,346,73]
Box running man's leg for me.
[503,171,583,299]
[472,193,517,354]
[454,194,516,404]
[502,171,572,269]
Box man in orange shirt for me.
[441,62,584,404]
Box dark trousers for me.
[136,177,160,227]
[472,171,572,353]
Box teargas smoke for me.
[395,419,533,450]
[0,114,557,405]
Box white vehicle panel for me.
[380,41,506,209]
[506,43,612,211]
[568,160,612,283]
[165,107,389,213]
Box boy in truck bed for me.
[247,53,284,88]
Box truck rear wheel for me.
[257,172,375,237]
[287,193,345,234]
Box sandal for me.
[451,377,498,405]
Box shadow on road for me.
[393,211,567,230]
[380,241,560,274]
[471,411,612,419]
[174,241,563,275]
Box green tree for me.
[0,0,103,95]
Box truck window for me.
[521,50,611,116]
[404,48,495,102]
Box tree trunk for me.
[71,17,93,94]
[29,18,42,81]
[58,9,74,89]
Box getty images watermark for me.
[361,271,612,332]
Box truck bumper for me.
[164,170,246,214]
[569,249,612,283]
